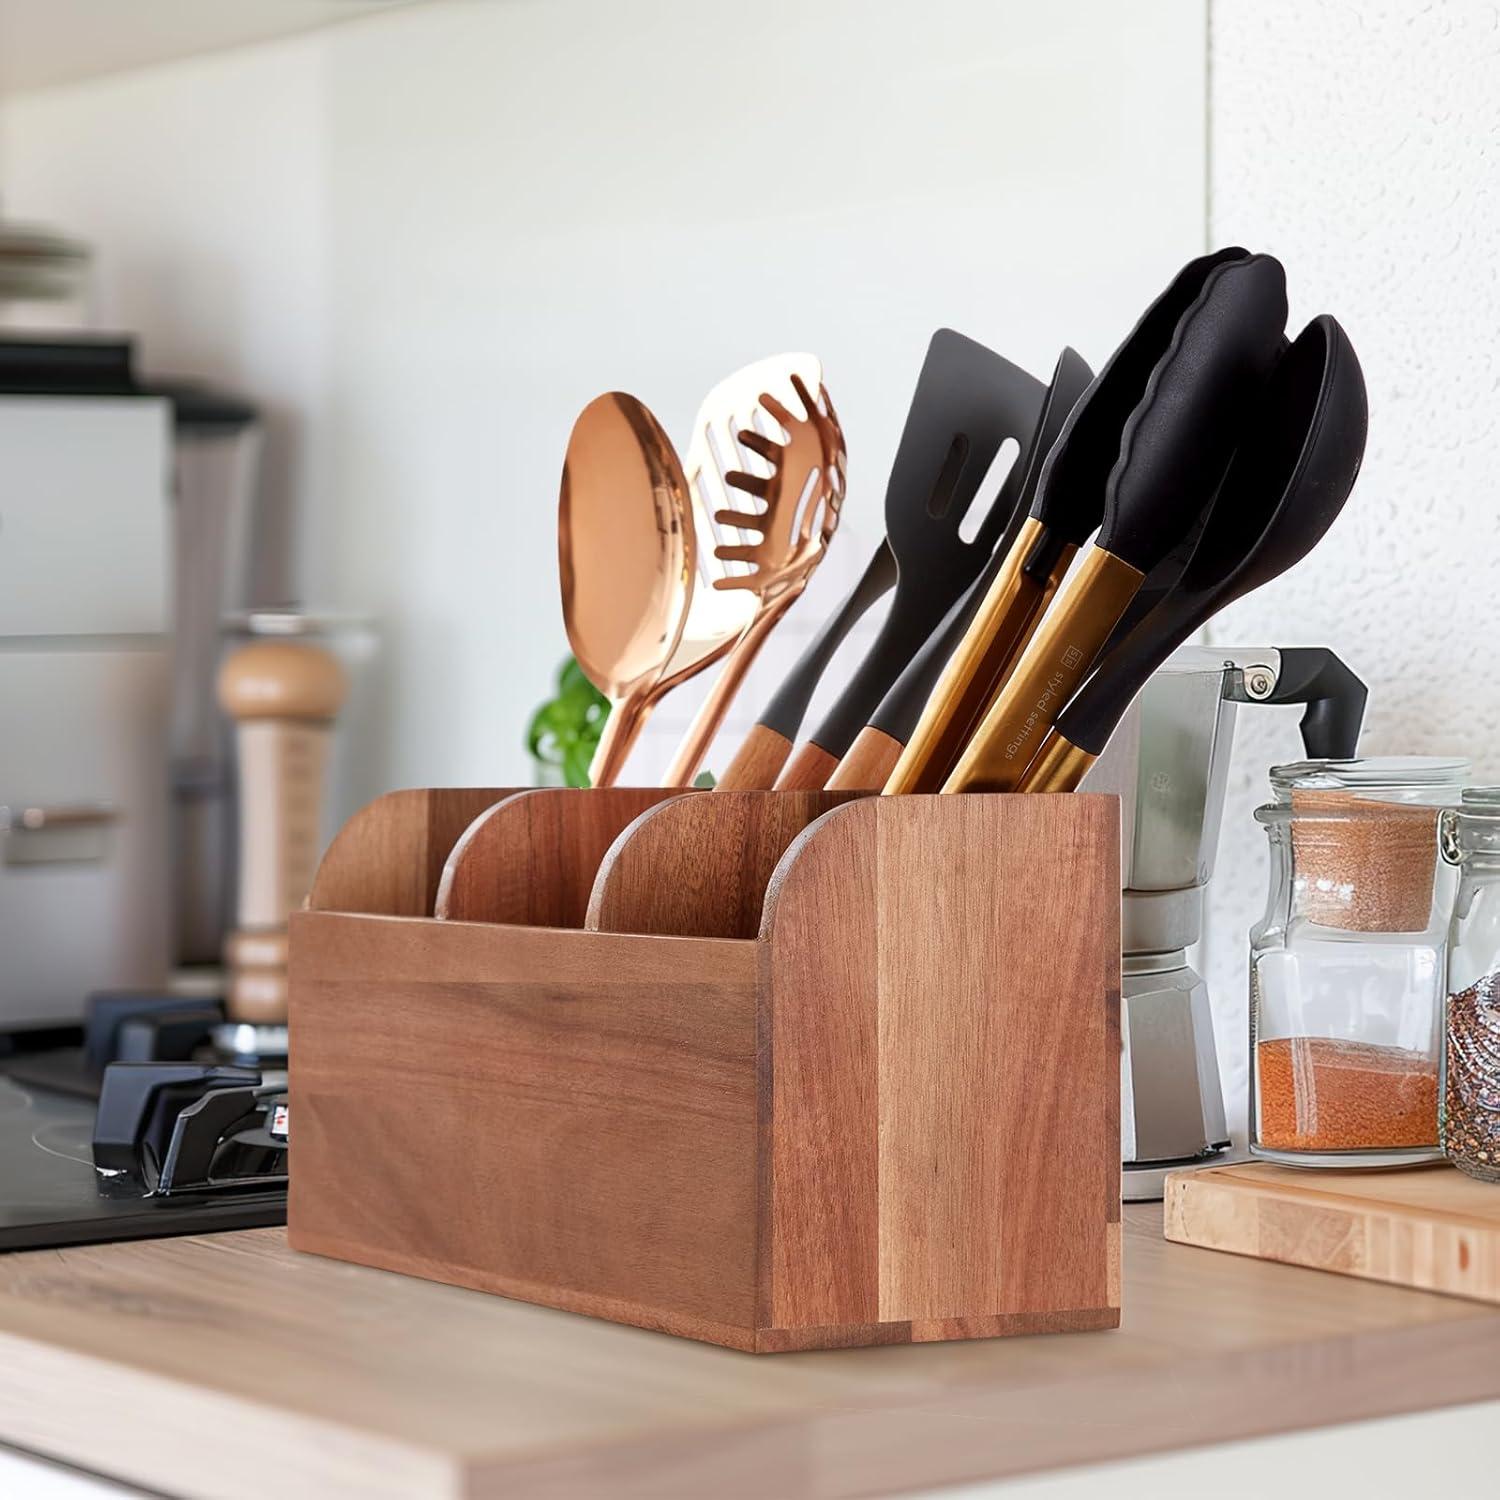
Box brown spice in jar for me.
[1444,972,1500,1181]
[1289,790,1440,934]
[1257,1036,1439,1151]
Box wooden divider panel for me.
[758,794,1122,1336]
[586,790,866,939]
[434,788,688,926]
[308,788,518,917]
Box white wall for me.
[0,0,1208,814]
[7,0,1488,1152]
[1202,0,1500,1133]
[0,40,326,607]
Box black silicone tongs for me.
[715,328,1047,790]
[825,346,1094,789]
[1016,313,1369,791]
[884,247,1260,794]
[944,251,1291,792]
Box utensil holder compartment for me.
[289,786,1122,1353]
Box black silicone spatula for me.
[944,251,1290,792]
[1016,314,1368,792]
[825,345,1094,791]
[882,248,1257,795]
[763,329,1048,790]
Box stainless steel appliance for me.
[1081,644,1367,1199]
[0,363,173,1028]
[0,336,278,1027]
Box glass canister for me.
[1439,788,1500,1182]
[1249,757,1468,1167]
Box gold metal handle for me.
[1012,730,1098,793]
[943,546,1144,792]
[883,518,1073,795]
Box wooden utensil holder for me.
[288,786,1122,1353]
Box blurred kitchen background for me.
[1,0,1497,1135]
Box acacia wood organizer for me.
[289,786,1122,1353]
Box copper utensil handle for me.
[588,692,655,788]
[943,546,1143,793]
[661,591,801,787]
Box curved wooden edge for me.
[307,788,521,917]
[585,790,867,939]
[434,788,692,927]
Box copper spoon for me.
[560,393,694,787]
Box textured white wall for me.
[1204,0,1500,1134]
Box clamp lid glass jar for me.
[1249,756,1467,1168]
[1439,788,1500,1182]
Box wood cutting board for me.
[1164,1160,1500,1306]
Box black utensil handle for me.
[805,581,952,756]
[1264,647,1367,760]
[756,541,897,741]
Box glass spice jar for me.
[1249,757,1468,1167]
[1439,788,1500,1183]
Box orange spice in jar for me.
[1250,758,1465,1167]
[1256,1037,1439,1152]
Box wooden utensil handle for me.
[826,727,905,792]
[715,724,794,791]
[773,739,841,791]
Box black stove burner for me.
[0,993,289,1251]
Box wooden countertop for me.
[0,1204,1497,1500]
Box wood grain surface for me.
[823,726,905,791]
[290,912,761,1345]
[1165,1160,1500,1304]
[772,739,840,790]
[307,787,519,916]
[586,790,863,938]
[435,787,688,925]
[292,790,1122,1356]
[2,1208,1499,1500]
[715,723,795,790]
[760,795,1121,1331]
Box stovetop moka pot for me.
[1080,643,1366,1199]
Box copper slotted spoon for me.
[560,392,695,787]
[661,371,846,786]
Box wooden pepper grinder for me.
[216,637,348,1024]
